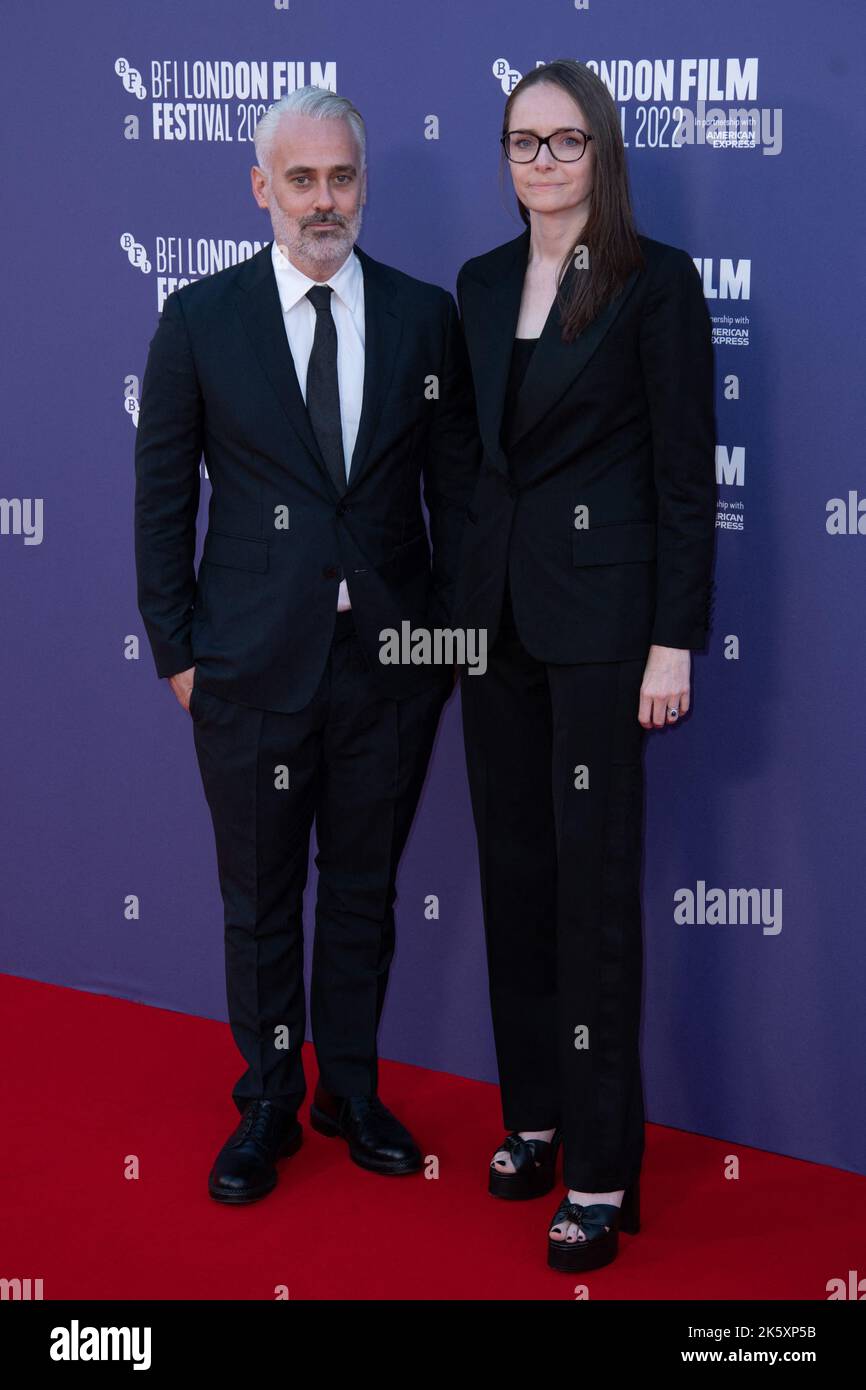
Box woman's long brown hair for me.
[501,59,645,342]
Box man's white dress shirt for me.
[270,237,366,611]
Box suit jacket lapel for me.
[461,227,640,462]
[460,229,529,474]
[232,240,403,498]
[346,245,403,492]
[506,261,640,451]
[232,242,337,492]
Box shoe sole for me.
[548,1228,620,1273]
[208,1126,303,1204]
[488,1168,557,1200]
[309,1105,422,1175]
[208,1176,278,1205]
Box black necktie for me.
[305,284,346,495]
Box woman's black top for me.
[499,336,538,451]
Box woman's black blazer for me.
[453,227,717,659]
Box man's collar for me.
[270,237,363,316]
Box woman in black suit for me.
[454,59,717,1272]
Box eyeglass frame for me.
[500,127,594,163]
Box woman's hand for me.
[639,646,690,729]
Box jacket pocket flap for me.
[571,519,656,566]
[202,530,269,573]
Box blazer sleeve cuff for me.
[649,624,709,652]
[150,637,195,680]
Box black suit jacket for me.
[453,228,717,659]
[134,240,480,712]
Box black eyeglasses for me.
[501,128,594,163]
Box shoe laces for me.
[238,1101,276,1146]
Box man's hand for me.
[638,645,690,729]
[169,666,196,714]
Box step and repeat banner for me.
[2,1,864,1175]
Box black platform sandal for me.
[488,1130,562,1200]
[546,1175,640,1272]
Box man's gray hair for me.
[254,87,366,175]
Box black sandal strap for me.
[492,1131,558,1173]
[549,1195,621,1241]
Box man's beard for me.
[270,202,364,270]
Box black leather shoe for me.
[310,1084,422,1174]
[547,1176,641,1272]
[208,1099,303,1204]
[489,1130,562,1200]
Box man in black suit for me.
[134,86,479,1203]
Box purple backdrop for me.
[2,1,864,1175]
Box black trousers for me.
[460,582,648,1191]
[190,609,450,1117]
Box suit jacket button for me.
[322,565,339,579]
[336,501,351,516]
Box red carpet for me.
[1,973,862,1301]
